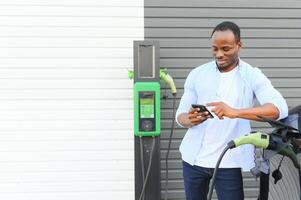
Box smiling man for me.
[176,21,288,200]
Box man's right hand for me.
[177,107,211,128]
[188,107,210,126]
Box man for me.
[176,21,288,200]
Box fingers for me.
[194,102,235,120]
[210,104,224,120]
[189,115,208,125]
[214,109,224,120]
[189,107,199,114]
[188,109,210,125]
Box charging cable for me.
[164,94,177,200]
[138,136,156,200]
[139,136,145,200]
[208,144,233,200]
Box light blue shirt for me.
[176,59,288,171]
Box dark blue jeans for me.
[182,161,244,200]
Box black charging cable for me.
[208,143,233,200]
[299,169,301,200]
[138,136,156,200]
[164,94,177,200]
[139,136,145,200]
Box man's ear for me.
[237,41,242,48]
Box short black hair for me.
[211,21,241,42]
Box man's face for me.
[211,30,241,72]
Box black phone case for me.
[191,104,214,118]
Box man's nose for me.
[215,50,224,58]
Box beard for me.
[216,56,239,72]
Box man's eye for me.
[223,47,230,51]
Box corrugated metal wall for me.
[0,0,143,199]
[144,1,301,199]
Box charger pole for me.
[133,40,161,200]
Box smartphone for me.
[191,104,214,118]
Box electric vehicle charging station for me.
[133,40,161,200]
[130,40,177,200]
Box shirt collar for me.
[214,58,241,73]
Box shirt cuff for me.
[270,100,288,121]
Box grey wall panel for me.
[145,8,301,18]
[145,0,301,8]
[145,0,301,199]
[145,19,301,28]
[146,28,301,38]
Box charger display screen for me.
[140,93,155,118]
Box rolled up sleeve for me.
[252,68,288,120]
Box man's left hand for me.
[206,102,238,120]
